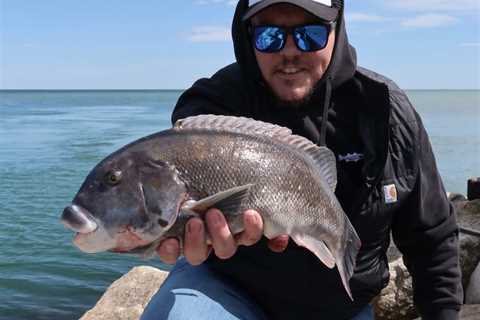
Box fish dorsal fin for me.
[174,114,292,138]
[280,135,337,191]
[175,115,337,191]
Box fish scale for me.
[165,131,321,220]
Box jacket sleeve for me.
[171,63,248,124]
[391,105,463,320]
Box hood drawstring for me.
[319,78,333,147]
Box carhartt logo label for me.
[384,184,398,204]
[338,153,364,163]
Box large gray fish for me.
[60,115,361,299]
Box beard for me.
[266,57,323,109]
[270,80,321,109]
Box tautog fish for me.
[61,115,361,299]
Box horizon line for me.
[1,88,479,92]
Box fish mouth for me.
[61,204,116,253]
[61,205,98,234]
[62,197,159,254]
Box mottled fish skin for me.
[61,115,361,299]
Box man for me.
[142,1,463,319]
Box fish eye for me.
[105,170,122,186]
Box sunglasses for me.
[251,22,335,53]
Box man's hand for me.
[156,209,289,265]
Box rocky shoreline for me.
[374,196,480,319]
[81,194,480,320]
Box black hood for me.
[232,0,357,95]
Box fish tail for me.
[336,216,361,301]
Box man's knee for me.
[141,261,266,320]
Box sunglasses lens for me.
[295,25,329,52]
[254,26,285,53]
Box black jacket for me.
[171,1,463,319]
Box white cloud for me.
[347,13,388,23]
[187,26,231,42]
[387,0,479,12]
[401,14,458,28]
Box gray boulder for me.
[413,305,480,320]
[448,192,468,202]
[457,200,480,289]
[375,199,480,319]
[373,257,415,320]
[458,305,480,320]
[466,262,480,304]
[80,266,168,320]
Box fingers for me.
[268,235,289,253]
[205,208,237,260]
[156,237,180,265]
[183,217,211,265]
[235,210,263,246]
[157,209,271,266]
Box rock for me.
[456,200,480,290]
[466,262,480,304]
[386,240,402,261]
[413,304,480,320]
[459,304,480,319]
[448,192,468,202]
[375,199,480,319]
[80,266,169,320]
[373,257,416,320]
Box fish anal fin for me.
[292,231,358,301]
[291,233,335,269]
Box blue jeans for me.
[141,258,375,320]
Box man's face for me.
[250,4,335,106]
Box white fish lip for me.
[73,224,117,253]
[61,204,98,234]
[61,205,116,253]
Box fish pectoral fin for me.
[291,233,336,269]
[162,209,199,238]
[182,184,254,216]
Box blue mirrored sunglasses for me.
[252,22,335,53]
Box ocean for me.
[0,90,479,320]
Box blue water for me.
[0,90,479,320]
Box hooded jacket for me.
[171,1,463,319]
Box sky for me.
[0,0,479,90]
